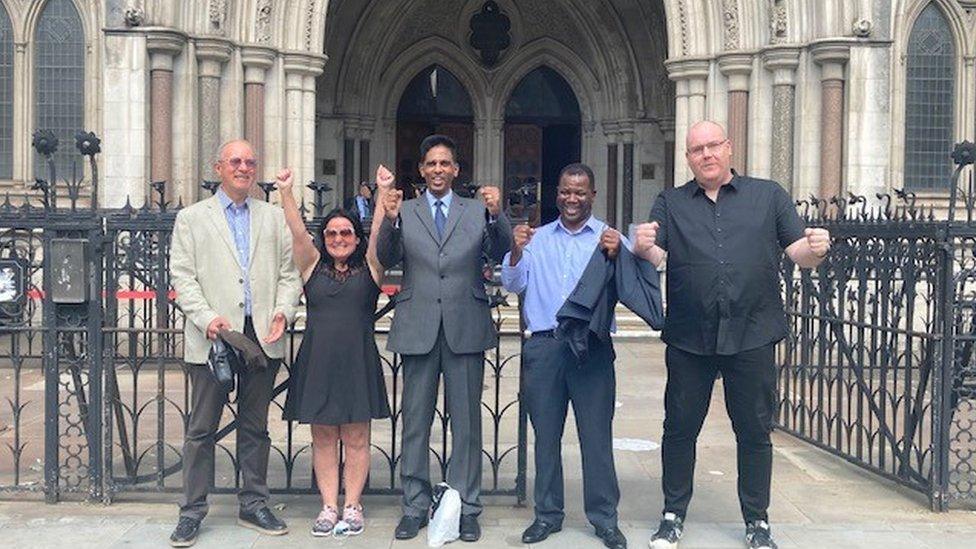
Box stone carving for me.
[723,0,739,50]
[852,18,872,38]
[770,0,787,44]
[677,0,688,55]
[305,0,316,49]
[256,0,273,43]
[123,7,144,28]
[469,1,511,67]
[209,0,226,34]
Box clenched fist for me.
[275,168,293,192]
[383,189,403,220]
[633,221,659,257]
[805,227,831,258]
[375,164,395,191]
[600,228,622,259]
[478,186,502,217]
[510,223,535,265]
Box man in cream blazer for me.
[168,139,301,547]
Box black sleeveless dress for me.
[283,262,391,424]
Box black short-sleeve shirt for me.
[649,174,806,356]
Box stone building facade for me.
[0,1,970,221]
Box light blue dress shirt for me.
[425,189,454,220]
[501,216,628,334]
[216,187,252,316]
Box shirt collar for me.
[425,189,454,210]
[690,170,740,197]
[216,187,250,210]
[554,215,601,236]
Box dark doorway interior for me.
[504,66,581,225]
[396,65,474,198]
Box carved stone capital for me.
[665,57,711,82]
[762,45,801,86]
[241,45,277,84]
[717,52,754,92]
[283,51,328,77]
[195,37,233,78]
[145,28,186,72]
[810,40,851,81]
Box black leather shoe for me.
[394,514,428,540]
[521,519,562,543]
[459,514,481,542]
[238,507,288,535]
[169,517,200,547]
[595,525,627,549]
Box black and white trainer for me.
[648,512,683,549]
[745,520,778,549]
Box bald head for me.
[214,139,257,202]
[686,121,727,149]
[216,139,255,164]
[685,120,733,189]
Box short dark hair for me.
[419,134,459,165]
[558,163,595,190]
[313,207,368,270]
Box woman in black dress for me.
[276,166,393,536]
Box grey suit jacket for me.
[377,194,512,355]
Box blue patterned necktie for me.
[434,199,446,239]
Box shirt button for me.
[717,228,722,233]
[238,302,244,308]
[718,244,723,248]
[239,278,244,283]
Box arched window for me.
[0,2,14,179]
[904,3,955,190]
[33,0,84,179]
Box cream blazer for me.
[170,194,302,364]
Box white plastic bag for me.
[427,482,461,547]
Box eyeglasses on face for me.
[687,139,728,158]
[324,228,355,239]
[222,157,258,169]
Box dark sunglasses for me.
[324,228,355,239]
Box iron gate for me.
[776,142,976,510]
[0,132,527,504]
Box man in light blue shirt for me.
[216,187,252,315]
[501,163,628,549]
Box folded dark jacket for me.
[217,328,269,370]
[555,245,664,363]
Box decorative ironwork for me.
[0,132,527,505]
[469,1,511,68]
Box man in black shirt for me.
[634,121,830,549]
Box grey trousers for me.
[399,329,485,517]
[178,319,280,521]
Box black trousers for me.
[522,333,619,530]
[179,318,280,521]
[661,343,777,523]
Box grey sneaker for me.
[745,521,778,549]
[311,505,338,537]
[649,512,683,549]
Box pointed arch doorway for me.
[504,66,581,225]
[396,65,475,197]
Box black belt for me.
[530,330,556,338]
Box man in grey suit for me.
[377,134,512,542]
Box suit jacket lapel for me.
[205,196,239,262]
[248,202,263,270]
[440,197,465,245]
[413,198,439,243]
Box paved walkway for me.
[1,339,975,548]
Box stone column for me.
[241,46,276,168]
[718,53,753,175]
[659,117,676,189]
[606,139,619,227]
[622,136,635,230]
[195,38,233,200]
[282,53,325,204]
[666,59,710,184]
[811,42,850,201]
[303,72,323,187]
[146,31,184,202]
[762,46,801,192]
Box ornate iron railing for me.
[0,131,526,504]
[777,141,976,510]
